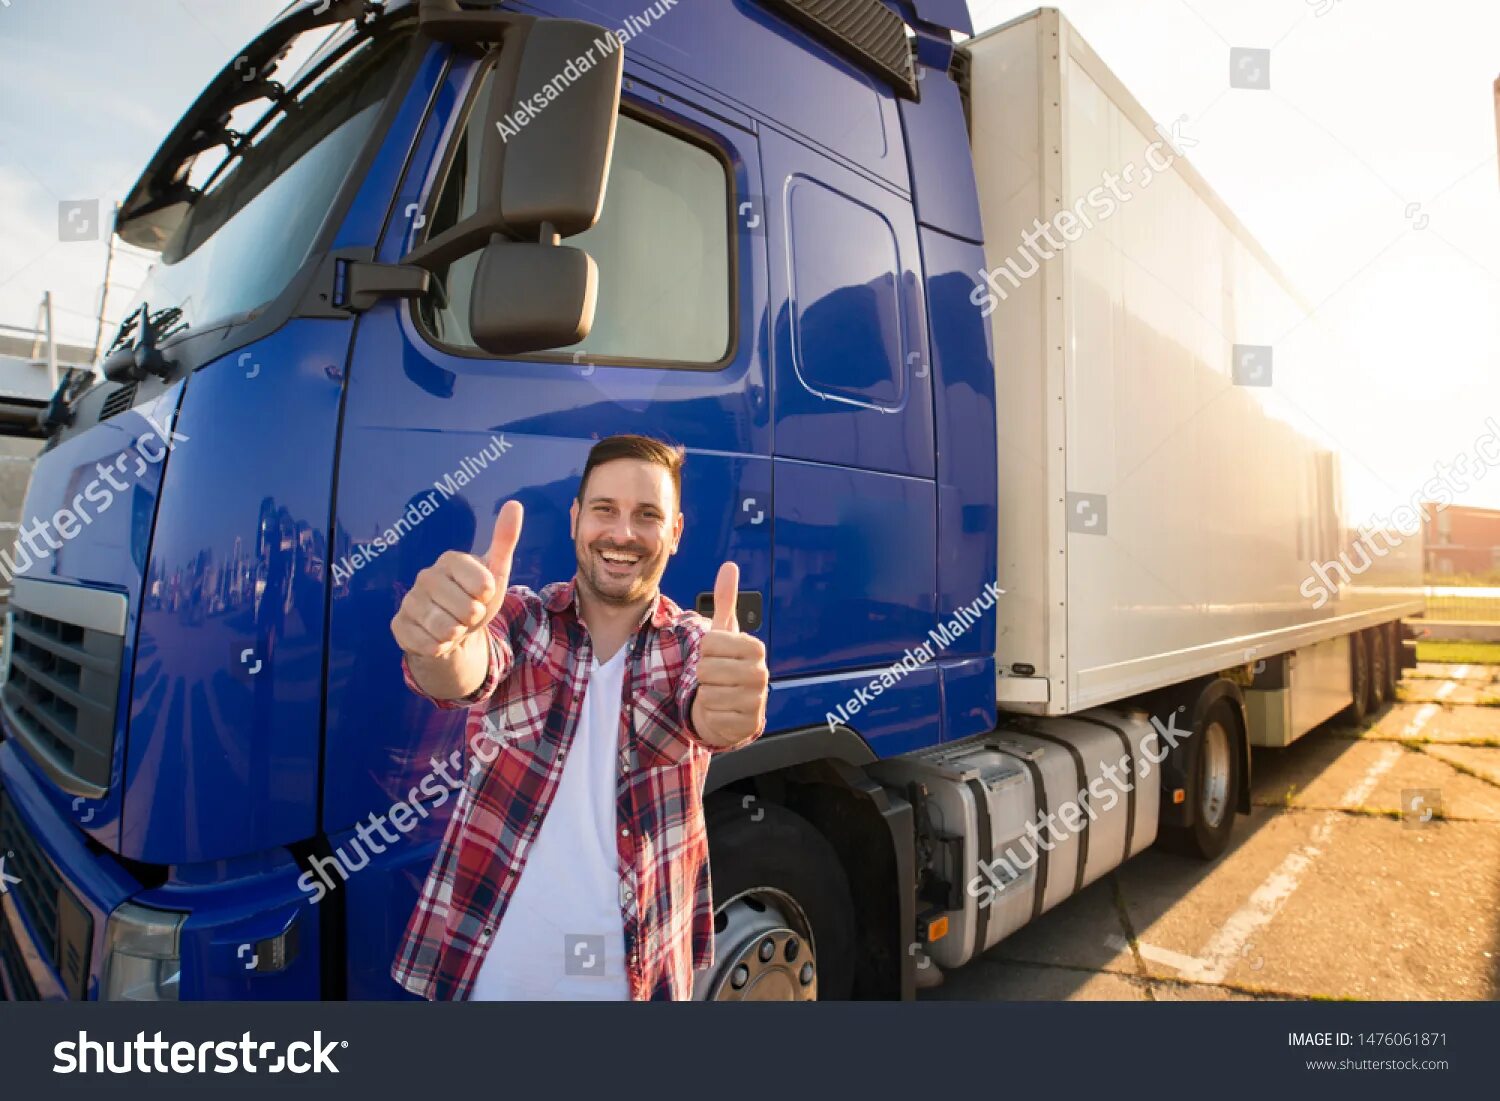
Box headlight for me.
[102,902,185,1001]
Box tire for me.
[1366,628,1388,711]
[1158,699,1242,861]
[698,800,857,1000]
[1342,630,1369,725]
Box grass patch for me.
[1415,641,1500,665]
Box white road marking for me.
[1181,815,1335,983]
[1403,703,1440,737]
[1341,742,1404,806]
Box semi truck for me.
[0,0,1421,1002]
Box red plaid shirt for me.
[391,578,760,1001]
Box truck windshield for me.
[117,25,412,340]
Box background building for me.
[1423,501,1500,577]
[0,325,97,611]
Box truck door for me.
[758,128,938,752]
[320,55,768,995]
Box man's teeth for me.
[600,550,640,564]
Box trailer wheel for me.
[696,800,857,1001]
[1366,628,1389,711]
[1342,631,1370,725]
[1383,623,1401,698]
[1159,699,1241,860]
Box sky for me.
[0,0,1496,512]
[0,0,289,349]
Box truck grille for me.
[2,580,127,799]
[0,917,42,1000]
[0,790,93,999]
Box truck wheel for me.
[697,800,857,1001]
[1366,628,1388,711]
[1158,699,1241,860]
[1342,631,1369,725]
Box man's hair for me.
[577,435,686,509]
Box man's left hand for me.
[691,562,768,750]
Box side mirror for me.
[468,240,597,356]
[405,15,623,270]
[402,8,623,355]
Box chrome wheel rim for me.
[694,887,817,1001]
[1200,719,1232,830]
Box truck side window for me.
[417,71,731,366]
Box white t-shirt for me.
[467,645,631,1000]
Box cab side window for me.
[418,70,731,366]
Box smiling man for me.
[388,434,768,1001]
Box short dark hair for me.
[577,435,685,509]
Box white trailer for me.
[969,7,1422,722]
[871,8,1421,975]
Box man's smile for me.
[596,546,645,577]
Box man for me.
[389,434,768,1000]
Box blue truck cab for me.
[0,0,998,1001]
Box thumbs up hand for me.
[393,500,523,699]
[690,561,768,750]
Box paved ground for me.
[920,662,1500,1001]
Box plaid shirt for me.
[391,578,761,1001]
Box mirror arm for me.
[342,261,432,312]
[401,218,499,273]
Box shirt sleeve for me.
[677,614,765,754]
[400,588,527,710]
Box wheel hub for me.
[694,888,817,1001]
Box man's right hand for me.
[392,500,523,698]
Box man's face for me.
[569,458,683,606]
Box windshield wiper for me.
[101,305,186,384]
